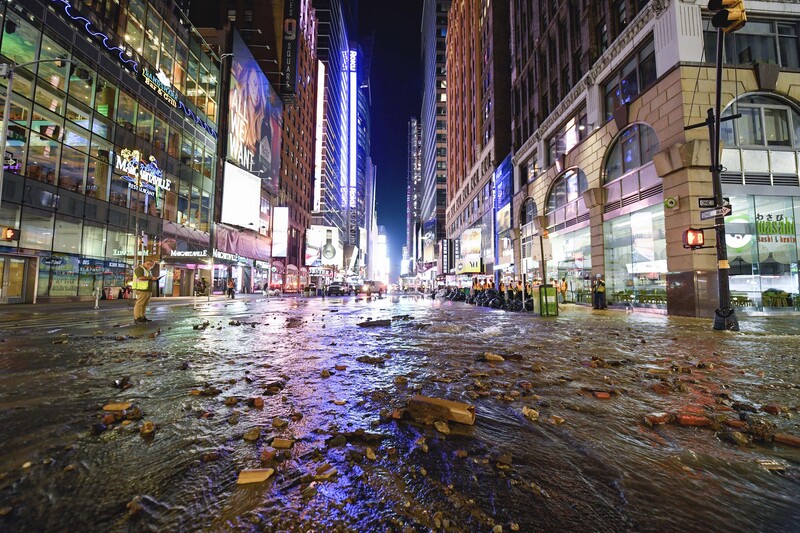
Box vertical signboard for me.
[228,31,283,195]
[272,207,289,257]
[281,0,300,97]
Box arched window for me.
[521,197,537,226]
[546,169,588,214]
[721,94,800,149]
[604,124,660,183]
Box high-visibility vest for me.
[132,267,152,290]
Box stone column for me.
[654,139,720,317]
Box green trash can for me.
[532,284,558,316]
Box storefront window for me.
[549,227,591,300]
[109,173,130,207]
[144,11,162,66]
[604,124,660,183]
[38,253,80,297]
[603,204,667,305]
[67,61,96,107]
[19,208,54,250]
[53,215,83,254]
[200,189,210,232]
[34,83,65,117]
[82,222,107,258]
[37,36,68,92]
[86,157,110,201]
[94,77,118,120]
[136,104,154,142]
[727,195,799,306]
[26,137,61,184]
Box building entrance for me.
[0,256,28,304]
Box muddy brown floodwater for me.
[0,295,798,532]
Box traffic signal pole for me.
[709,28,738,331]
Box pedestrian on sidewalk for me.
[227,278,236,299]
[592,273,607,309]
[559,277,568,303]
[132,259,157,323]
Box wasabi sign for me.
[756,213,796,243]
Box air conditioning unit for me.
[664,196,679,210]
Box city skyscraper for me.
[420,0,450,278]
[406,117,422,277]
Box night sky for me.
[358,1,423,281]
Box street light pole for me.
[0,59,73,210]
[709,28,739,331]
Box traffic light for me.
[708,0,747,33]
[1,227,20,241]
[683,228,705,250]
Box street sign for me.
[698,196,730,208]
[700,206,732,220]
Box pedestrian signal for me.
[682,228,705,250]
[708,0,747,33]
[1,227,20,241]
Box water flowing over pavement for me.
[0,295,798,532]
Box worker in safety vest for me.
[132,259,157,323]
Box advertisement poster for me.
[228,31,283,196]
[305,226,324,266]
[37,254,80,297]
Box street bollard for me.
[92,287,102,309]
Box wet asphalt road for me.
[0,294,799,532]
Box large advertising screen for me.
[305,226,324,266]
[221,162,262,229]
[228,31,283,195]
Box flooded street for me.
[0,295,798,532]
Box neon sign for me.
[141,68,178,107]
[52,0,218,140]
[52,0,139,71]
[115,149,172,196]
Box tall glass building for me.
[0,0,220,303]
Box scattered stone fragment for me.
[522,406,539,422]
[248,397,265,408]
[483,352,505,362]
[243,427,262,441]
[126,496,143,516]
[357,319,391,327]
[272,438,294,449]
[434,421,451,434]
[762,405,783,415]
[224,397,239,406]
[454,450,468,458]
[674,414,711,427]
[547,415,565,425]
[593,391,611,399]
[394,376,409,386]
[497,452,512,466]
[644,412,671,426]
[272,417,288,428]
[335,364,347,371]
[201,451,220,462]
[314,463,338,480]
[357,355,385,365]
[327,435,347,447]
[774,433,800,447]
[140,421,156,437]
[0,507,12,517]
[236,468,274,484]
[260,447,277,461]
[103,402,132,412]
[101,414,115,426]
[407,395,476,425]
[321,369,331,378]
[333,399,346,406]
[366,447,377,460]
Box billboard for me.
[310,225,343,269]
[272,206,289,257]
[221,162,262,229]
[305,226,324,266]
[228,31,283,195]
[280,0,300,96]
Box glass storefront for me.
[726,195,799,308]
[0,1,219,301]
[603,204,667,306]
[548,227,592,302]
